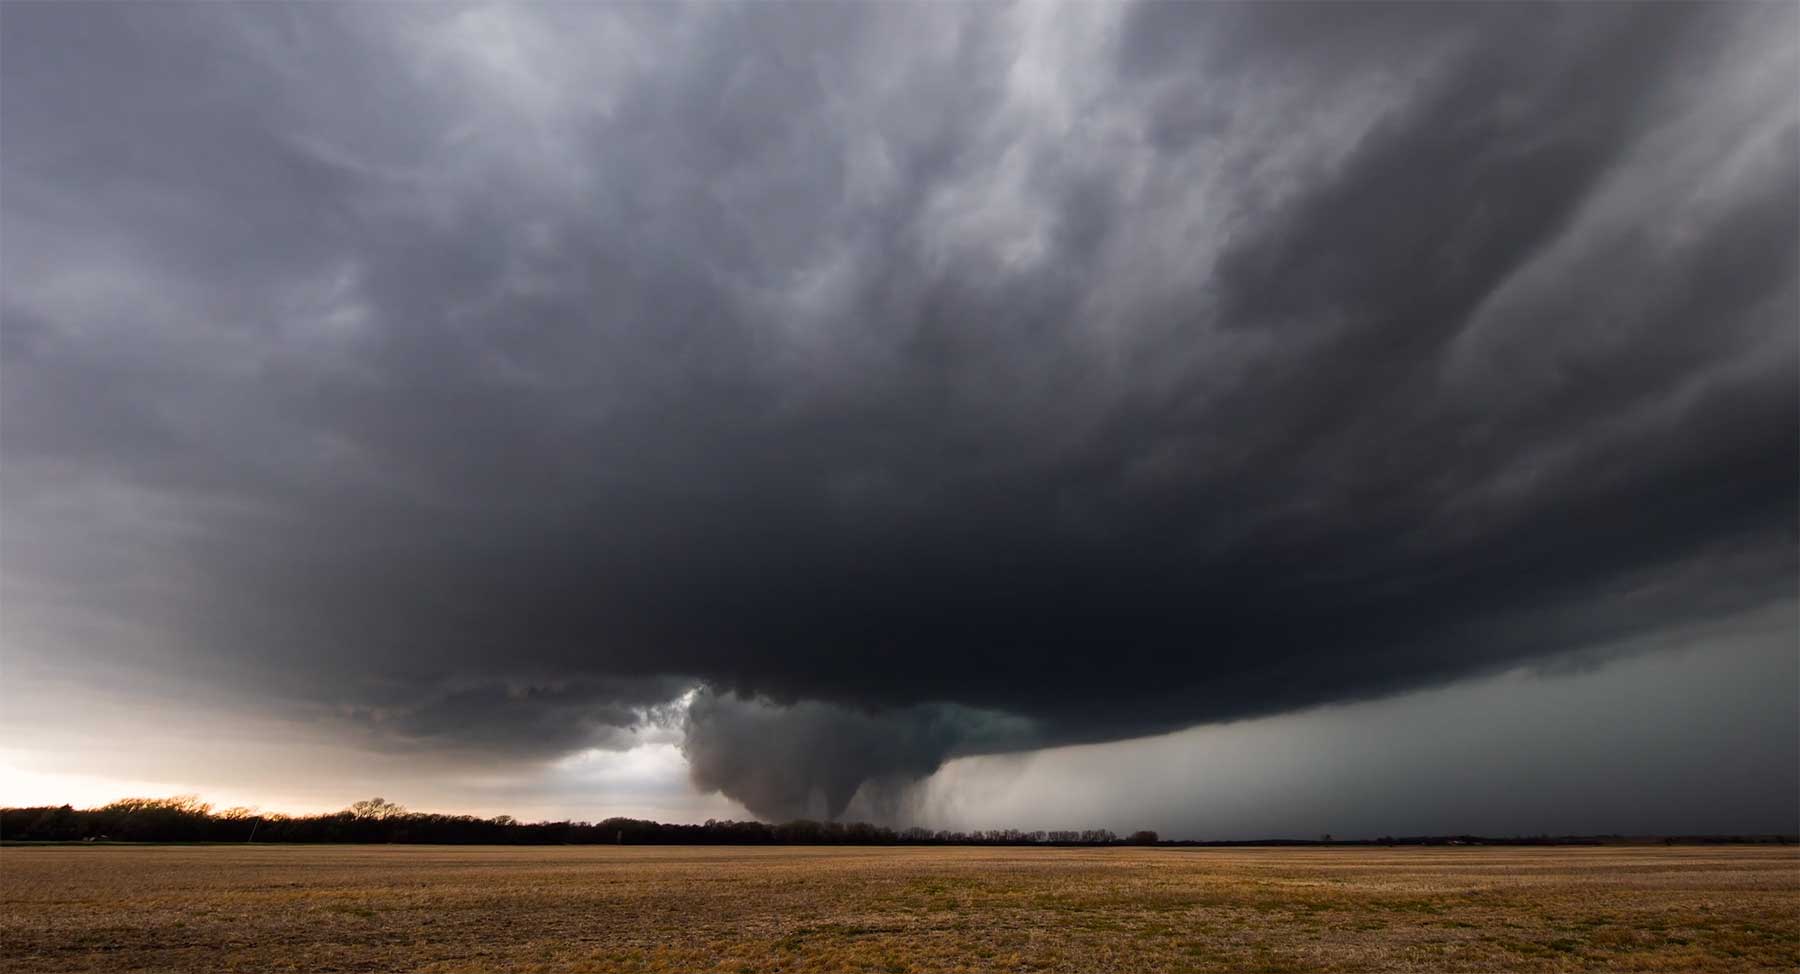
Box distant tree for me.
[2,797,1166,847]
[1128,830,1159,846]
[348,797,407,820]
[27,805,79,841]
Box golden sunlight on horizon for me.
[0,761,340,817]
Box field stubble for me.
[2,844,1796,973]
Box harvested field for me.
[3,844,1796,972]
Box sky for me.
[2,2,1795,838]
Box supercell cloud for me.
[3,2,1795,821]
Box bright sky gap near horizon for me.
[1,2,1795,838]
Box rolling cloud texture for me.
[4,2,1795,820]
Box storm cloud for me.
[3,2,1795,821]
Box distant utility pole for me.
[248,817,261,843]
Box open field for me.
[3,844,1797,973]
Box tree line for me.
[0,796,1160,846]
[6,798,1790,846]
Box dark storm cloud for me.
[3,2,1794,819]
[342,674,691,759]
[682,690,1038,823]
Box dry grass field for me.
[3,844,1796,973]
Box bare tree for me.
[348,797,407,820]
